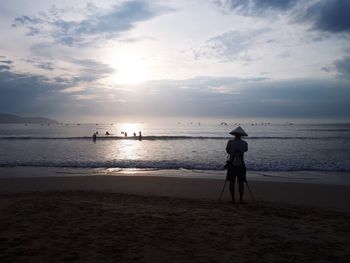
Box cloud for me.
[277,50,291,58]
[334,56,350,78]
[216,0,350,37]
[299,0,350,34]
[0,55,116,117]
[60,86,86,94]
[23,58,54,71]
[13,1,171,46]
[208,85,241,95]
[0,65,11,71]
[33,57,115,87]
[117,36,157,43]
[0,60,13,64]
[132,76,350,118]
[193,28,269,62]
[67,58,115,83]
[1,68,350,119]
[0,58,13,71]
[0,70,70,116]
[321,56,350,78]
[0,67,113,119]
[72,94,98,100]
[19,55,115,90]
[215,0,297,15]
[245,80,350,118]
[321,66,332,73]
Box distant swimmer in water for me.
[92,132,97,141]
[105,131,110,135]
[124,132,128,137]
[133,132,137,137]
[139,131,142,141]
[96,131,98,135]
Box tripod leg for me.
[218,180,227,201]
[245,181,255,202]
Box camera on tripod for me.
[224,160,232,169]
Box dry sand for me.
[1,191,350,262]
[0,167,350,262]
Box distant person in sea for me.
[105,131,110,135]
[133,132,137,137]
[124,132,128,137]
[226,126,248,204]
[92,132,97,141]
[139,131,142,141]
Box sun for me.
[119,123,143,135]
[109,51,147,85]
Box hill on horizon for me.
[0,113,59,124]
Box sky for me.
[0,0,349,122]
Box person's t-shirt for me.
[226,138,248,164]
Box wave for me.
[1,160,349,172]
[299,129,350,132]
[0,135,348,141]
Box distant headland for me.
[0,113,59,124]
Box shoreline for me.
[1,167,350,212]
[1,166,350,185]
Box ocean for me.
[1,121,350,174]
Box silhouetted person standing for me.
[139,131,142,141]
[226,126,248,204]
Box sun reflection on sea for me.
[94,122,146,163]
[119,123,144,137]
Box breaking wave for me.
[1,159,349,172]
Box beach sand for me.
[0,167,350,262]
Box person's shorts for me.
[226,165,246,183]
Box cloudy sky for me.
[0,0,349,122]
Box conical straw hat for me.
[229,126,248,136]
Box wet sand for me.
[0,167,350,262]
[0,167,350,212]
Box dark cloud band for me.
[301,0,350,33]
[1,69,349,119]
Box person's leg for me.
[229,181,235,203]
[238,181,244,203]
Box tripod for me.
[245,180,255,202]
[218,180,227,201]
[218,179,255,202]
